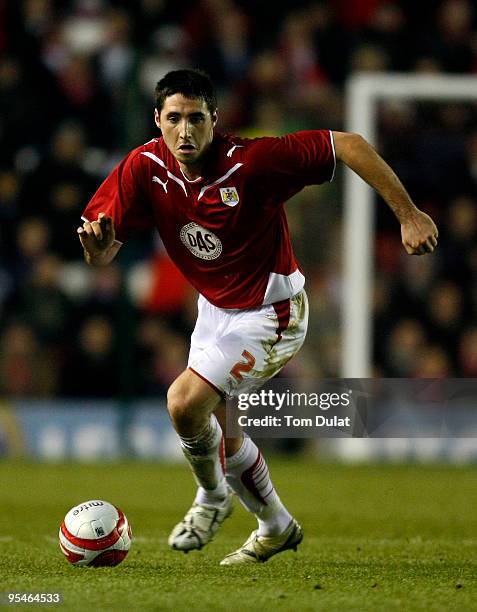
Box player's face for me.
[155,94,217,176]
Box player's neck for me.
[179,161,203,181]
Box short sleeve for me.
[81,150,154,243]
[246,130,336,186]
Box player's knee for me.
[167,381,200,430]
[167,383,188,423]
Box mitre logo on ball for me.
[180,222,222,260]
[219,186,239,206]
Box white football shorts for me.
[187,290,309,397]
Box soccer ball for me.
[59,500,132,567]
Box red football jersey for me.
[82,130,335,309]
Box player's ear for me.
[154,108,161,129]
[211,109,218,127]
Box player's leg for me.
[215,404,303,565]
[216,404,292,534]
[214,291,308,564]
[169,289,308,560]
[167,368,233,552]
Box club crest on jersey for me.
[180,222,222,260]
[219,187,239,207]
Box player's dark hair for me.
[155,69,217,115]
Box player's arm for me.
[77,212,121,266]
[332,131,438,255]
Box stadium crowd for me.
[1,0,477,398]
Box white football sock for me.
[225,435,292,536]
[179,414,228,506]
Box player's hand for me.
[77,212,118,265]
[401,210,438,256]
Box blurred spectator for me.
[21,121,96,217]
[310,3,354,85]
[349,42,390,73]
[332,0,383,30]
[140,254,193,318]
[12,217,51,290]
[433,0,476,73]
[280,10,326,93]
[0,169,22,265]
[6,254,72,346]
[413,55,443,74]
[425,281,465,360]
[439,196,477,283]
[0,57,47,163]
[0,321,57,397]
[74,263,124,321]
[183,0,251,86]
[48,182,85,259]
[139,25,190,98]
[384,319,427,377]
[135,317,189,395]
[458,327,477,376]
[358,2,410,70]
[61,315,118,397]
[413,345,453,377]
[98,6,136,147]
[389,252,438,322]
[223,48,286,129]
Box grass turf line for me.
[0,460,476,611]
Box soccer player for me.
[78,69,438,565]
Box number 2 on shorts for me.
[230,350,256,382]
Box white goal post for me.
[342,74,477,377]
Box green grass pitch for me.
[0,458,476,611]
